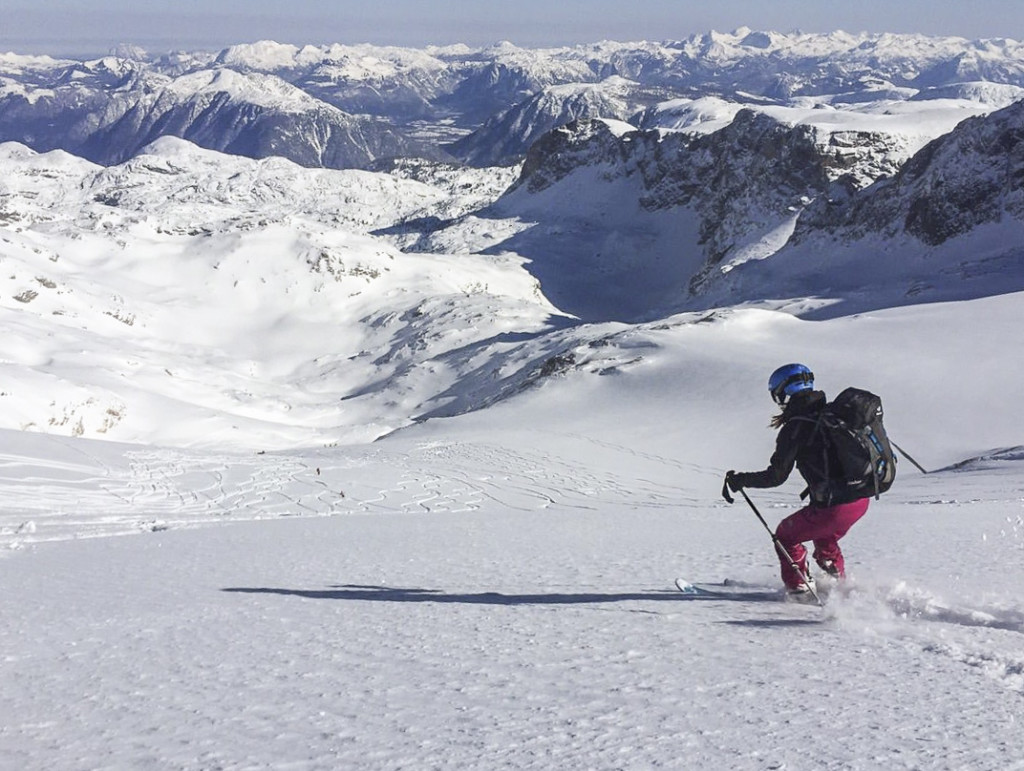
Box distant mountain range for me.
[3,30,1024,169]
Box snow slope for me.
[0,139,537,448]
[2,290,1024,769]
[1,100,1024,767]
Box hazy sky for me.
[4,0,1023,56]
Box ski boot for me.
[785,573,817,603]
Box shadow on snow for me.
[222,584,788,607]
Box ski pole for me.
[738,488,824,606]
[890,439,928,475]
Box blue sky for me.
[4,0,1023,56]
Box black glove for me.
[722,470,740,503]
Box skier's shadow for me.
[723,619,823,628]
[222,584,790,608]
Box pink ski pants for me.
[774,498,870,589]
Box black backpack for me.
[799,387,897,505]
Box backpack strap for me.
[789,413,831,504]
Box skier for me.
[722,364,871,600]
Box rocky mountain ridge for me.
[402,95,1024,320]
[795,99,1024,246]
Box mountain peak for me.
[216,40,301,70]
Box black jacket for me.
[731,390,845,506]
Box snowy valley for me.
[1,30,1024,771]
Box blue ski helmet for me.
[768,363,814,405]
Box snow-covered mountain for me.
[1,30,1023,445]
[695,96,1024,314]
[447,76,673,167]
[807,98,1024,246]
[402,91,1016,321]
[0,58,422,168]
[636,95,1009,188]
[4,31,1024,169]
[0,138,536,448]
[1,86,1022,447]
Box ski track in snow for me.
[0,436,692,547]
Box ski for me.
[675,577,718,595]
[675,577,831,604]
[674,577,785,601]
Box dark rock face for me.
[511,112,834,268]
[489,97,1024,316]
